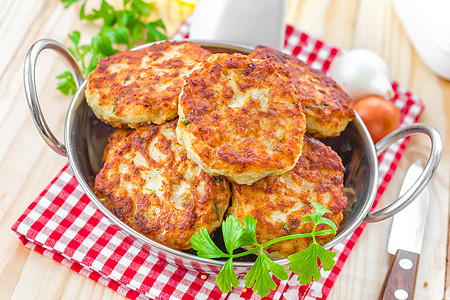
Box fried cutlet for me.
[86,41,212,128]
[227,135,347,259]
[95,120,231,250]
[101,128,135,163]
[176,53,307,185]
[249,46,355,138]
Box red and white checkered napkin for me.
[12,19,424,300]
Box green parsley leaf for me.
[82,0,115,24]
[190,200,338,297]
[61,0,80,8]
[302,201,327,223]
[146,20,167,42]
[316,217,338,233]
[131,24,145,45]
[302,202,338,236]
[79,1,95,21]
[317,244,337,271]
[69,31,80,50]
[221,215,245,254]
[244,253,288,297]
[56,71,77,95]
[237,215,258,247]
[67,31,83,62]
[131,0,154,17]
[191,228,229,259]
[84,51,101,77]
[92,33,118,57]
[216,258,240,293]
[288,242,336,285]
[102,26,130,46]
[288,243,321,285]
[311,201,332,217]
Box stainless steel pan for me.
[24,39,442,274]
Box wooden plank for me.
[0,0,448,299]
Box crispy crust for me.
[250,46,355,138]
[227,136,347,258]
[95,120,231,250]
[177,53,306,185]
[101,128,135,163]
[86,41,212,128]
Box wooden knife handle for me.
[379,249,419,300]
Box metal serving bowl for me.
[24,39,442,274]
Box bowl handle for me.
[364,123,442,223]
[23,39,84,157]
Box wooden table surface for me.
[1,0,448,299]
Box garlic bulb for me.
[327,49,395,102]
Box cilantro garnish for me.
[190,201,337,297]
[57,0,167,95]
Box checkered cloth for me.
[12,18,424,299]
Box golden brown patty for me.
[102,128,135,163]
[227,136,347,259]
[86,41,212,128]
[177,53,307,185]
[95,120,231,250]
[250,46,355,138]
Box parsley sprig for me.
[57,0,167,95]
[190,201,338,297]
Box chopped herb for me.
[267,144,282,152]
[214,177,223,183]
[281,222,291,234]
[308,102,327,110]
[213,204,220,214]
[145,187,155,193]
[112,97,119,113]
[183,119,192,126]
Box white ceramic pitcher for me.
[189,0,286,50]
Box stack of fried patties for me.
[87,41,355,258]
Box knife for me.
[379,160,429,300]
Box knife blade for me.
[379,160,429,300]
